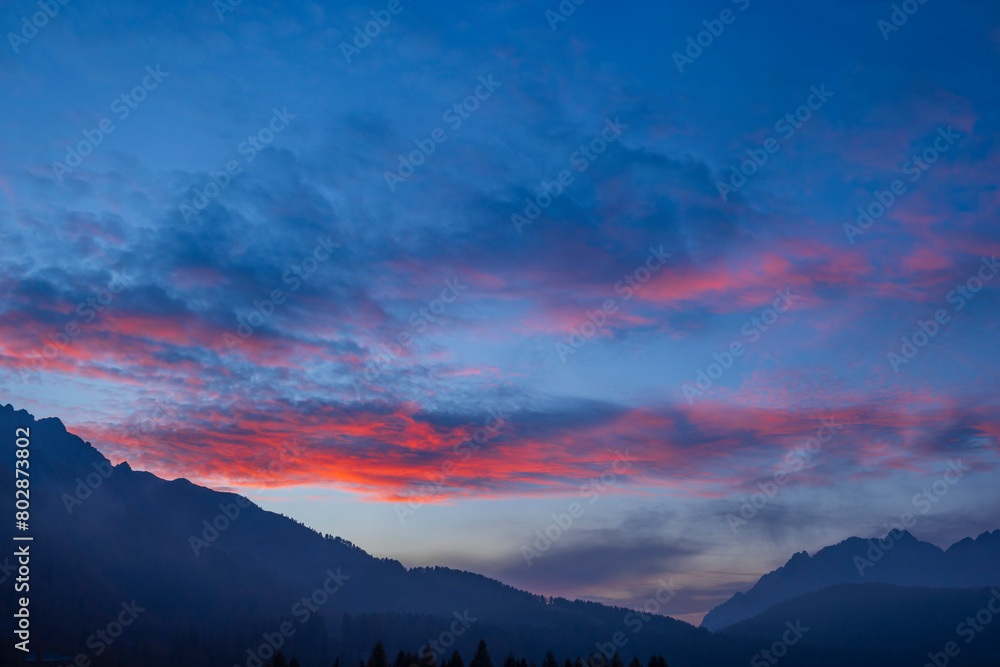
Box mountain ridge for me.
[701,528,1000,631]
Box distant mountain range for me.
[2,403,998,667]
[701,528,1000,631]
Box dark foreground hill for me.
[720,583,1000,665]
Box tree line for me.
[263,638,669,667]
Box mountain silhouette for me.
[701,528,1000,631]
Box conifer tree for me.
[469,640,494,667]
[422,644,438,667]
[368,641,390,667]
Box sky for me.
[2,0,1000,625]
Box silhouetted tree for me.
[469,640,494,667]
[503,653,517,667]
[542,652,558,667]
[628,658,641,667]
[269,652,288,667]
[422,644,438,667]
[449,649,465,667]
[290,659,301,667]
[368,641,390,667]
[610,654,623,667]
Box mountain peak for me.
[788,549,810,563]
